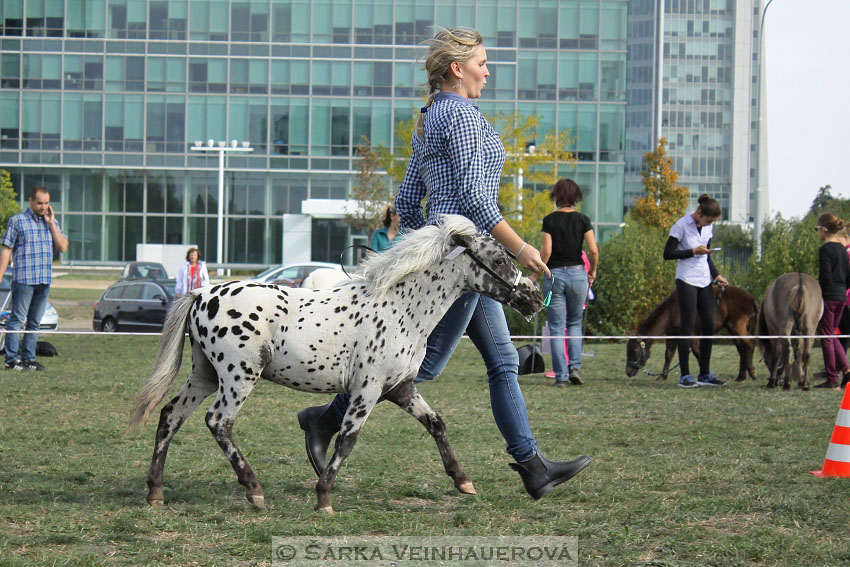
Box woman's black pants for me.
[675,279,715,377]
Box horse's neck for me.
[386,265,467,333]
[638,303,670,338]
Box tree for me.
[588,214,676,335]
[631,138,689,230]
[345,137,394,244]
[0,169,20,232]
[376,111,419,185]
[810,184,834,214]
[487,111,576,249]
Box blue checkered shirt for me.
[394,91,506,234]
[2,208,62,285]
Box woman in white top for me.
[663,195,728,388]
[175,247,209,297]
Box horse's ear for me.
[451,233,474,249]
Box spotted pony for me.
[128,215,543,513]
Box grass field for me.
[1,333,849,566]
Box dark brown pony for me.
[757,272,822,390]
[625,285,758,381]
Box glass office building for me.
[0,0,627,267]
[625,0,767,224]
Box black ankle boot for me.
[509,452,591,500]
[297,402,340,476]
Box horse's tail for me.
[127,291,200,432]
[789,272,806,335]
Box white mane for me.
[357,215,478,298]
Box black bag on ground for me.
[516,313,545,375]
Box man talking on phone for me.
[0,186,68,371]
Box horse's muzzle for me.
[507,278,544,321]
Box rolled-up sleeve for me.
[445,107,503,232]
[394,147,427,231]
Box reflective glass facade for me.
[0,0,627,265]
[624,0,765,224]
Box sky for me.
[763,0,850,219]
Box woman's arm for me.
[663,236,696,260]
[490,221,550,276]
[394,149,427,231]
[584,230,598,286]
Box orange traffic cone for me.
[810,383,850,477]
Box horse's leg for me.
[781,338,792,391]
[314,387,382,514]
[731,337,748,382]
[146,342,217,506]
[800,337,814,390]
[661,339,675,380]
[383,379,475,495]
[204,369,265,508]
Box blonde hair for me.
[416,27,483,138]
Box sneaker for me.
[697,373,726,386]
[544,371,556,379]
[568,368,584,385]
[22,360,45,371]
[4,361,24,371]
[552,380,568,388]
[678,375,698,388]
[814,379,839,389]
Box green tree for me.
[631,138,689,230]
[587,215,676,335]
[489,111,576,247]
[376,111,419,185]
[345,137,394,243]
[0,169,20,232]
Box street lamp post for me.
[190,139,253,275]
[513,142,537,220]
[753,0,775,256]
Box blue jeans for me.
[330,292,538,462]
[544,266,588,382]
[5,282,50,364]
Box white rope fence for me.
[2,329,848,340]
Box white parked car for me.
[250,262,345,286]
[0,274,59,331]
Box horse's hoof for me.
[247,494,265,508]
[458,481,477,495]
[147,499,163,507]
[316,506,334,515]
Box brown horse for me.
[625,285,758,381]
[757,272,823,390]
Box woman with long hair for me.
[296,27,591,500]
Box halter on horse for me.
[128,215,543,513]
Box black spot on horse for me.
[230,287,243,297]
[207,296,220,318]
[227,309,242,319]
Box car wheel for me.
[101,317,118,333]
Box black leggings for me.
[675,279,716,377]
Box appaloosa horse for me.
[128,215,542,513]
[625,285,758,381]
[758,272,823,390]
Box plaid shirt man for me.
[395,91,506,234]
[2,207,61,285]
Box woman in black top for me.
[814,213,850,388]
[539,179,598,386]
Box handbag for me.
[517,313,545,375]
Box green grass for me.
[1,334,849,566]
